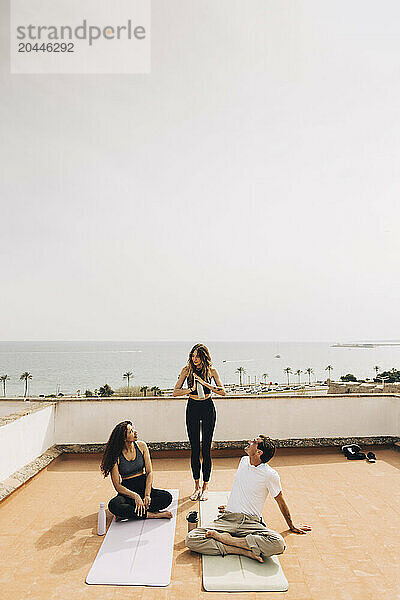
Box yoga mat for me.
[200,492,288,592]
[86,489,178,586]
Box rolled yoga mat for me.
[200,492,288,592]
[86,489,178,586]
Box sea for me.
[1,341,400,397]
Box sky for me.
[1,0,400,342]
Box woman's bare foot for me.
[147,510,173,519]
[199,489,208,501]
[190,489,201,501]
[205,530,263,562]
[200,482,209,501]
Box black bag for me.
[341,444,366,460]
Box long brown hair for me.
[100,420,132,477]
[186,343,213,387]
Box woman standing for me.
[101,421,173,520]
[173,344,225,501]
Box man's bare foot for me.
[205,530,263,562]
[205,530,232,544]
[190,489,201,501]
[238,548,263,563]
[147,510,173,519]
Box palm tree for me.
[373,365,380,380]
[150,386,161,396]
[295,369,302,385]
[262,373,268,384]
[140,386,149,397]
[99,384,114,397]
[0,374,9,397]
[20,372,32,398]
[305,367,314,385]
[123,371,133,390]
[284,367,292,385]
[325,365,333,382]
[235,366,246,386]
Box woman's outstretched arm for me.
[173,367,194,396]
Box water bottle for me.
[186,511,199,532]
[97,502,106,535]
[197,381,205,399]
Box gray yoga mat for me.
[200,492,288,592]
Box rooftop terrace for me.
[1,448,400,600]
[1,395,399,599]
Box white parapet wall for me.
[0,401,28,418]
[1,396,399,488]
[54,395,400,445]
[0,404,55,480]
[55,399,185,444]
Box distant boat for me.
[273,342,281,359]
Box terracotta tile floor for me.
[1,448,400,600]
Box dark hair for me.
[100,420,132,477]
[186,343,213,387]
[257,435,275,463]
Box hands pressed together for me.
[193,373,223,393]
[192,373,205,391]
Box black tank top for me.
[118,442,145,478]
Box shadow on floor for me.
[50,534,99,574]
[35,513,100,550]
[34,512,104,574]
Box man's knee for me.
[266,531,286,556]
[271,533,286,555]
[247,531,286,557]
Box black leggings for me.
[108,474,172,520]
[186,398,216,482]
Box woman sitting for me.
[101,420,173,520]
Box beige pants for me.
[186,511,286,558]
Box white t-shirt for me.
[225,456,282,518]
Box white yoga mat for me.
[86,489,178,586]
[200,492,288,592]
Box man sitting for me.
[186,435,311,562]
